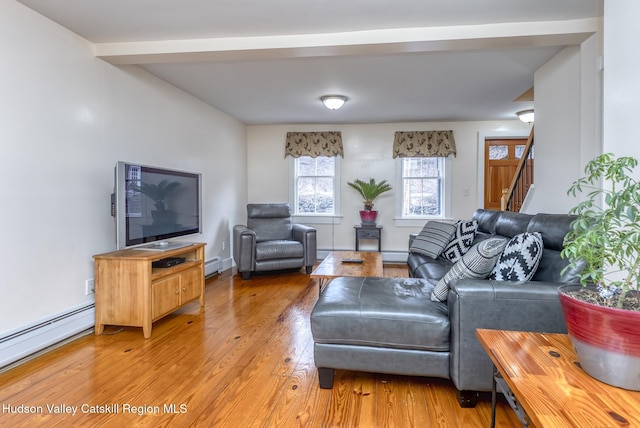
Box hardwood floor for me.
[0,266,521,427]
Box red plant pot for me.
[558,284,640,390]
[359,210,378,226]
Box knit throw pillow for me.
[442,220,478,263]
[489,232,543,281]
[409,221,457,259]
[431,237,508,302]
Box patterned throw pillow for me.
[442,220,478,263]
[409,221,458,259]
[489,232,543,281]
[430,237,508,302]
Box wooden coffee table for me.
[311,251,383,295]
[477,328,640,428]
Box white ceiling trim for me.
[95,18,600,65]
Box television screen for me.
[113,162,202,250]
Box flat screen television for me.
[112,161,202,250]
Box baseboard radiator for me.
[0,303,95,370]
[204,256,222,277]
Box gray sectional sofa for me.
[311,209,584,407]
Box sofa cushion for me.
[473,209,502,234]
[247,203,294,242]
[442,220,478,263]
[494,211,533,238]
[311,277,450,352]
[526,213,575,251]
[532,249,586,283]
[408,253,454,281]
[431,237,508,302]
[255,240,304,261]
[489,232,543,281]
[526,213,584,283]
[410,221,457,259]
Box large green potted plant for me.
[347,178,392,226]
[560,153,640,391]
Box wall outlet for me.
[85,279,95,295]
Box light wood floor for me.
[0,266,521,427]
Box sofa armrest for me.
[232,225,256,273]
[293,224,317,267]
[447,279,567,393]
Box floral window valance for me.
[392,131,456,158]
[285,131,344,158]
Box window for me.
[397,157,448,219]
[292,156,339,216]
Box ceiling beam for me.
[94,18,600,65]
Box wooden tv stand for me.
[93,243,205,338]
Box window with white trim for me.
[292,156,339,216]
[397,157,448,218]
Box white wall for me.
[528,46,583,213]
[603,0,640,161]
[525,32,601,214]
[247,121,530,252]
[0,1,247,335]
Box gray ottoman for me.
[310,276,451,388]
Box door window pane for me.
[489,145,508,160]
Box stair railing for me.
[501,128,534,212]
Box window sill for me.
[393,217,454,227]
[292,215,343,225]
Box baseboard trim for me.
[0,303,95,370]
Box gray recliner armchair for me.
[233,203,317,280]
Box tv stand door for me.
[152,275,181,320]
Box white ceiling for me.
[18,0,603,124]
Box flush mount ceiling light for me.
[321,95,348,110]
[516,109,535,124]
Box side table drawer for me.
[358,228,380,239]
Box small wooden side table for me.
[354,225,382,252]
[477,328,640,428]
